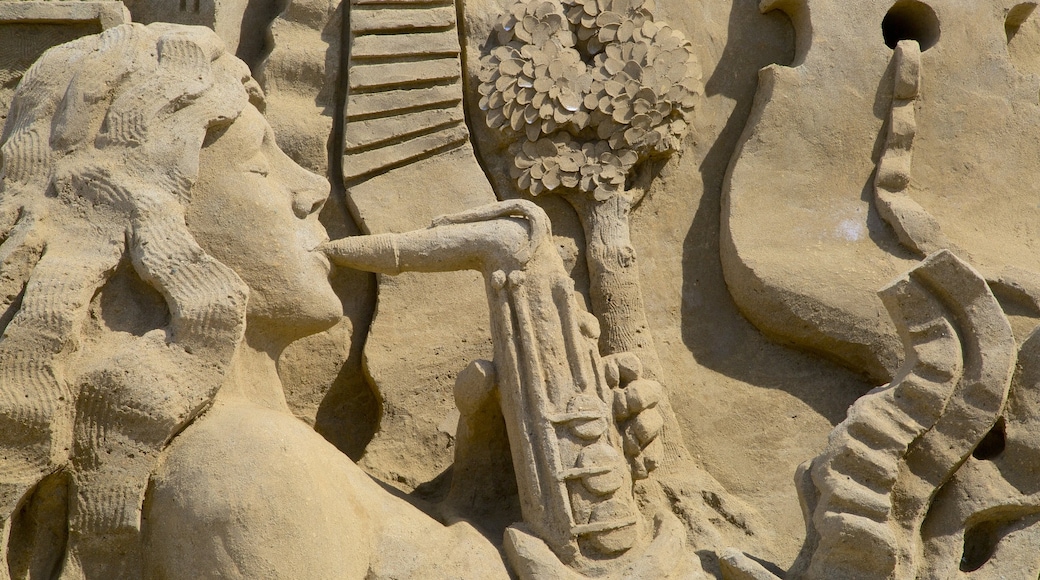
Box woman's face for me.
[186,104,341,340]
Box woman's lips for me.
[309,245,332,274]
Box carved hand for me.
[603,352,664,480]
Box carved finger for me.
[578,310,601,341]
[454,359,497,417]
[622,426,641,458]
[604,356,620,390]
[631,456,649,481]
[624,378,662,414]
[640,437,663,475]
[613,388,630,420]
[627,434,663,481]
[630,408,664,448]
[604,352,642,389]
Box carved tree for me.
[477,0,701,368]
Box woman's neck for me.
[213,329,290,411]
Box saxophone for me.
[322,200,687,577]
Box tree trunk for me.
[567,192,661,378]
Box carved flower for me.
[511,136,585,195]
[563,0,654,54]
[479,43,593,140]
[585,27,699,151]
[525,42,593,137]
[579,141,637,200]
[593,0,654,52]
[496,0,576,47]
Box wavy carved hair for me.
[0,23,258,567]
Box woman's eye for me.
[245,154,271,177]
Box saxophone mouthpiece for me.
[318,235,402,275]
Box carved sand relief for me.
[721,0,1040,577]
[0,6,774,579]
[724,0,1040,382]
[0,2,129,124]
[871,31,1040,321]
[3,0,1040,577]
[477,0,700,371]
[252,0,383,463]
[344,0,468,181]
[339,0,506,489]
[324,199,695,578]
[0,23,521,579]
[723,251,1019,579]
[471,1,793,568]
[0,24,257,577]
[793,252,1016,579]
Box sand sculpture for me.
[1,0,1039,578]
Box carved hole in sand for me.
[1006,3,1037,42]
[960,517,1010,572]
[882,1,940,50]
[1006,2,1040,85]
[971,416,1006,460]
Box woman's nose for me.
[292,170,330,219]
